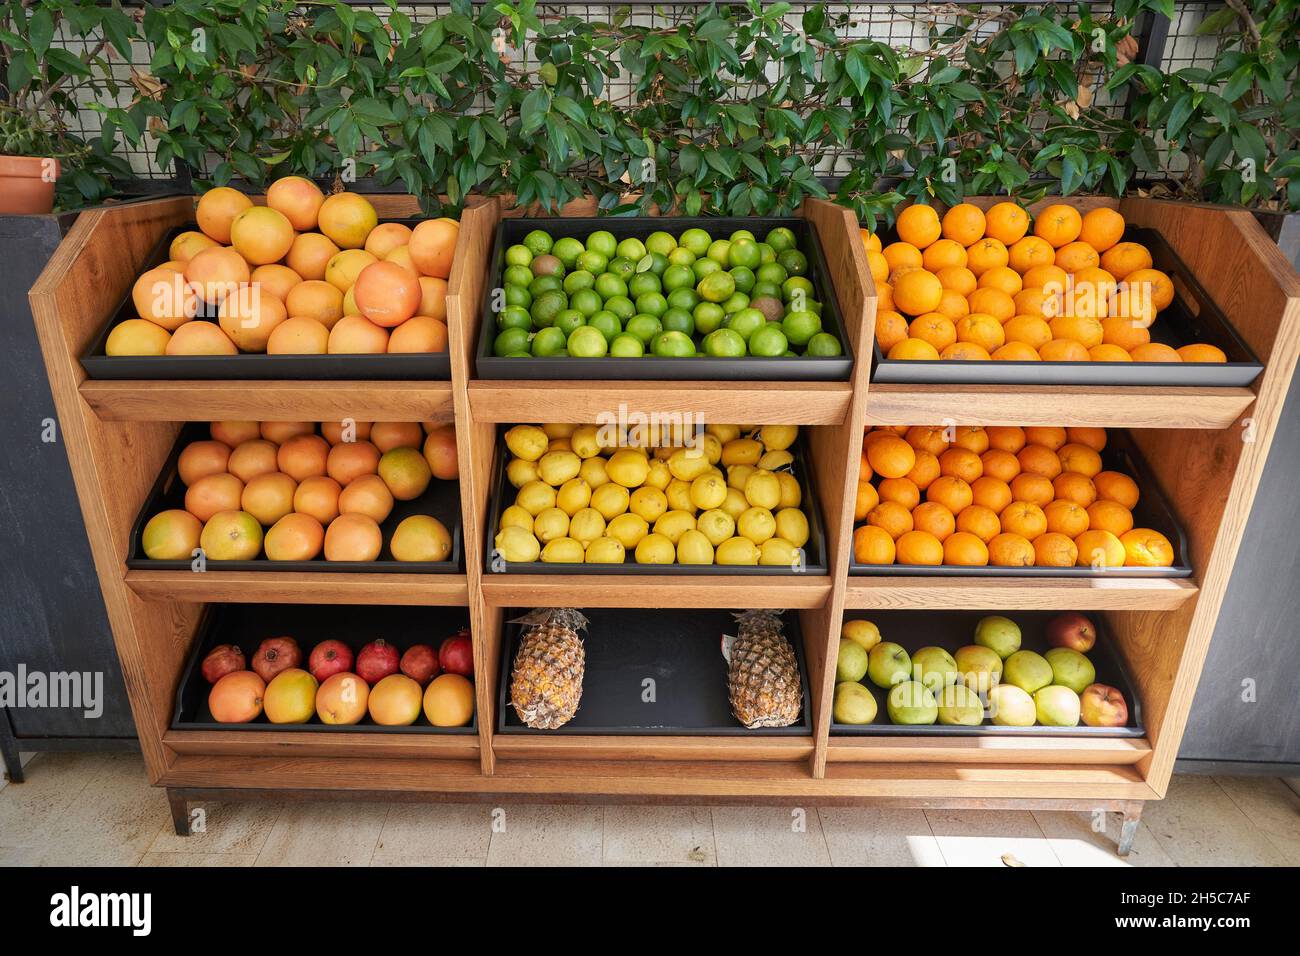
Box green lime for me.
[505,244,533,268]
[729,266,756,294]
[589,311,622,341]
[553,236,585,268]
[608,257,636,281]
[805,298,824,315]
[523,229,553,255]
[594,272,627,300]
[504,285,532,310]
[624,314,663,345]
[504,350,531,358]
[531,325,567,356]
[567,325,608,357]
[756,262,788,286]
[782,276,814,303]
[667,287,699,311]
[668,247,697,268]
[635,292,668,317]
[727,307,766,342]
[586,230,617,259]
[749,323,789,357]
[703,328,746,357]
[572,288,604,317]
[494,327,530,356]
[646,230,677,257]
[529,274,562,297]
[778,249,808,276]
[504,264,534,289]
[756,242,777,265]
[531,253,564,278]
[729,228,756,243]
[627,271,662,299]
[782,310,822,346]
[576,250,608,275]
[661,307,694,336]
[604,295,635,321]
[706,239,732,267]
[498,305,532,332]
[679,228,712,256]
[698,271,736,303]
[692,257,722,282]
[616,237,647,261]
[651,330,696,357]
[805,332,842,356]
[663,264,695,293]
[554,309,585,338]
[531,290,568,327]
[751,281,781,300]
[610,333,644,357]
[729,238,761,270]
[721,292,750,315]
[765,226,796,252]
[563,270,595,295]
[693,301,725,335]
[636,252,668,277]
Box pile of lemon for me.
[492,423,813,567]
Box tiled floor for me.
[2,752,1298,866]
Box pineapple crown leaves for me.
[511,607,590,632]
[732,609,786,630]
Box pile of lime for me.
[492,226,844,359]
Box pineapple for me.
[726,610,802,728]
[509,608,588,729]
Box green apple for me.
[886,680,937,725]
[1003,650,1053,694]
[1034,685,1082,726]
[842,619,882,652]
[911,645,959,692]
[988,684,1036,726]
[833,681,878,725]
[973,614,1022,659]
[1044,647,1096,694]
[867,641,912,689]
[936,683,985,726]
[835,639,869,683]
[954,644,1003,694]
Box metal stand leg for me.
[168,790,191,836]
[0,710,23,784]
[1117,804,1143,857]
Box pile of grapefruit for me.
[106,177,459,357]
[142,419,458,564]
[864,202,1227,364]
[852,425,1176,569]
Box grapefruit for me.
[370,421,424,453]
[364,222,412,258]
[178,440,231,485]
[106,319,171,355]
[352,261,422,327]
[327,314,389,353]
[276,433,330,481]
[185,472,244,522]
[260,421,313,443]
[217,285,288,352]
[266,316,329,354]
[321,420,372,444]
[337,474,393,523]
[284,280,345,329]
[368,674,423,725]
[228,439,279,482]
[250,263,302,301]
[422,425,458,479]
[199,510,264,559]
[316,672,368,724]
[387,315,448,352]
[169,230,218,263]
[240,471,297,525]
[208,670,265,723]
[132,267,197,330]
[390,514,452,562]
[141,509,202,560]
[266,175,325,231]
[417,276,448,321]
[184,246,250,305]
[324,248,378,291]
[326,439,381,485]
[317,193,378,249]
[378,446,432,500]
[293,475,342,525]
[263,668,318,724]
[230,205,295,265]
[195,186,252,243]
[408,218,458,278]
[285,232,340,280]
[264,512,324,561]
[423,673,474,727]
[323,512,383,561]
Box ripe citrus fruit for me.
[941,203,986,245]
[1033,204,1083,248]
[893,270,944,316]
[317,193,378,249]
[896,204,942,248]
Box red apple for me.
[1045,612,1097,653]
[308,639,354,682]
[200,644,246,684]
[356,638,400,685]
[251,636,302,683]
[438,629,473,678]
[400,644,439,686]
[1081,683,1129,727]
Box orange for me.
[1024,426,1067,450]
[853,524,896,565]
[988,532,1035,567]
[1087,499,1135,536]
[1130,342,1181,363]
[859,449,874,482]
[1034,532,1079,567]
[230,206,295,265]
[956,504,1001,543]
[1010,473,1055,508]
[986,426,1027,453]
[1100,241,1152,280]
[1053,472,1098,508]
[1065,285,1106,321]
[1003,315,1053,350]
[1054,240,1100,273]
[318,193,379,250]
[949,426,989,454]
[909,313,958,351]
[1008,236,1056,274]
[971,476,1013,513]
[1094,471,1139,509]
[939,447,984,483]
[1022,263,1069,292]
[875,310,909,352]
[195,186,253,244]
[1178,343,1228,363]
[1110,284,1157,327]
[1101,315,1150,349]
[878,476,921,510]
[936,266,977,296]
[1057,442,1103,477]
[965,290,1013,323]
[1033,204,1083,248]
[1074,529,1126,569]
[896,530,944,566]
[1044,499,1090,537]
[867,251,890,285]
[1018,443,1063,479]
[888,338,941,361]
[922,238,968,272]
[1066,427,1107,452]
[980,449,1021,483]
[877,281,894,312]
[1013,288,1052,319]
[927,475,973,514]
[866,434,917,479]
[912,501,956,540]
[966,237,1009,276]
[1078,207,1125,252]
[1120,528,1175,567]
[861,229,882,253]
[943,531,989,566]
[936,289,971,321]
[941,203,986,245]
[1000,501,1047,539]
[896,204,942,249]
[266,176,325,231]
[905,449,941,491]
[854,478,880,522]
[984,202,1029,245]
[866,500,913,540]
[978,266,1024,298]
[956,312,1006,351]
[893,270,944,316]
[1089,344,1132,362]
[883,241,924,274]
[941,342,992,361]
[1049,314,1104,349]
[1124,268,1174,310]
[1074,266,1119,304]
[905,426,951,456]
[1040,338,1090,361]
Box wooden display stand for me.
[28,193,1300,857]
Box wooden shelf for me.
[480,574,832,609]
[825,735,1151,766]
[164,729,479,761]
[491,734,814,762]
[126,570,469,606]
[844,576,1198,611]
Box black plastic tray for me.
[484,429,829,575]
[80,220,451,381]
[171,603,476,733]
[128,422,463,573]
[871,227,1263,386]
[476,216,853,381]
[496,607,812,735]
[831,610,1144,738]
[850,429,1191,578]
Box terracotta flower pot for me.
[0,155,60,214]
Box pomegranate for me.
[200,643,246,684]
[356,638,400,685]
[308,639,354,682]
[251,636,302,683]
[399,643,439,686]
[438,629,474,678]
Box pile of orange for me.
[106,177,459,358]
[863,202,1227,364]
[852,424,1177,569]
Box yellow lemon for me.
[720,487,750,520]
[542,423,576,439]
[606,450,650,488]
[515,480,556,515]
[668,447,711,481]
[677,529,715,565]
[643,458,671,489]
[690,473,728,510]
[537,449,581,486]
[569,425,602,458]
[737,506,776,544]
[541,537,584,563]
[706,423,741,443]
[533,507,570,543]
[499,504,534,532]
[842,620,881,650]
[759,537,799,566]
[504,425,548,461]
[630,486,668,523]
[758,424,798,451]
[653,510,696,545]
[579,456,609,488]
[590,482,630,520]
[548,437,572,453]
[555,477,591,516]
[651,444,674,461]
[697,509,736,546]
[777,472,802,508]
[716,536,760,565]
[727,464,755,491]
[568,508,606,545]
[506,458,538,488]
[775,508,810,548]
[584,536,626,563]
[494,525,540,562]
[634,532,676,564]
[758,449,794,471]
[744,469,782,509]
[700,433,723,464]
[606,513,649,549]
[721,438,763,466]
